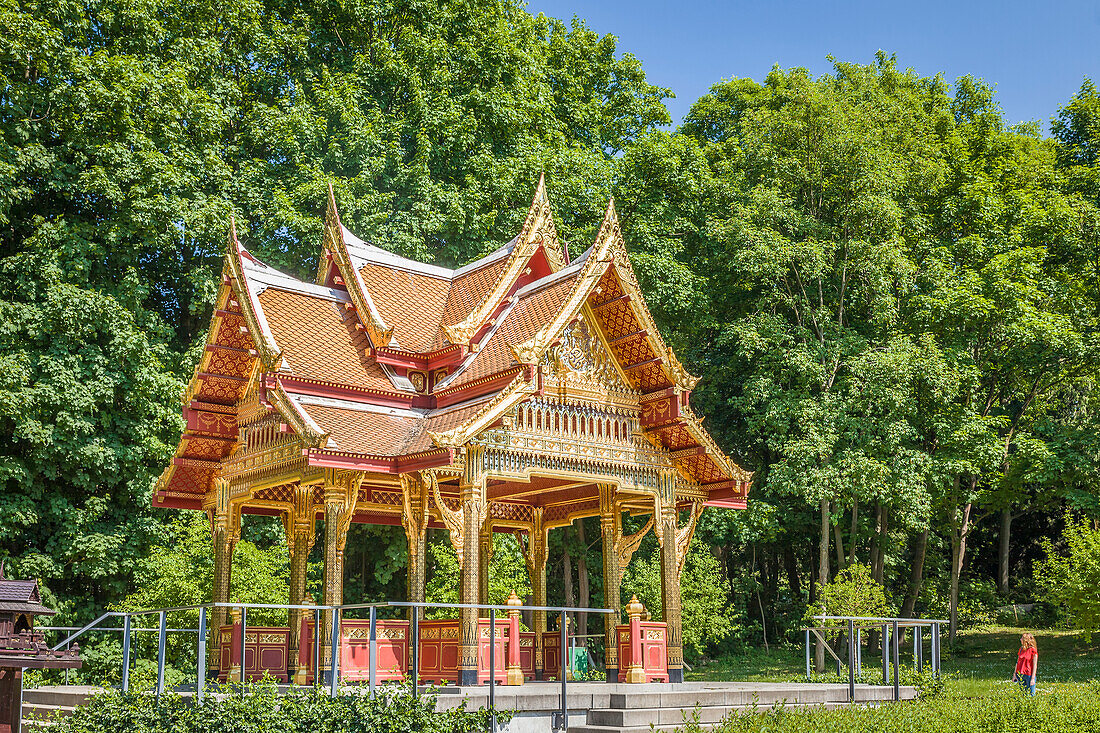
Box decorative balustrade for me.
[615,596,669,683]
[219,622,289,682]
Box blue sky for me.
[528,0,1099,133]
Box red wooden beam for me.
[624,357,663,372]
[274,374,415,410]
[592,294,631,310]
[434,367,525,408]
[608,329,647,345]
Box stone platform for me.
[22,680,917,732]
[440,680,916,733]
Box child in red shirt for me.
[1013,632,1038,696]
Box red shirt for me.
[1015,647,1037,676]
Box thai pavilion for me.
[152,177,751,685]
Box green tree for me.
[0,266,182,622]
[0,0,671,623]
[622,537,733,661]
[1036,515,1100,639]
[1,0,670,347]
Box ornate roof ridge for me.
[442,175,567,348]
[318,184,396,350]
[343,227,517,281]
[225,217,282,371]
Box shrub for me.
[623,537,733,660]
[689,685,1100,733]
[56,683,497,733]
[804,563,889,627]
[1037,515,1100,639]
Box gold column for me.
[520,507,548,679]
[598,484,621,682]
[207,477,240,677]
[656,470,684,683]
[283,484,316,679]
[400,472,431,622]
[320,469,362,672]
[458,446,486,685]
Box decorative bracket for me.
[431,477,470,567]
[616,514,654,571]
[675,501,704,576]
[515,507,548,578]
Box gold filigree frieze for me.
[541,317,637,406]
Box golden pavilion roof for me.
[153,177,751,513]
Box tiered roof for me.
[153,177,751,511]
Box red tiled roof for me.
[300,401,488,456]
[358,263,451,352]
[257,287,393,392]
[447,272,578,388]
[434,257,510,349]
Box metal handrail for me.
[802,615,943,703]
[41,626,198,633]
[49,599,619,731]
[53,611,117,649]
[812,615,949,623]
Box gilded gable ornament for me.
[542,318,635,403]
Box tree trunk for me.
[872,507,888,585]
[997,508,1012,594]
[869,502,883,581]
[563,529,575,611]
[848,498,858,566]
[808,544,817,605]
[816,498,830,672]
[901,529,928,618]
[577,520,590,636]
[833,522,847,572]
[949,499,973,643]
[784,543,801,598]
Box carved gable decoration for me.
[542,317,637,406]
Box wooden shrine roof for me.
[153,177,751,513]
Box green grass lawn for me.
[687,625,1100,698]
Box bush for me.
[804,563,889,627]
[56,683,497,733]
[1037,515,1100,639]
[622,537,733,660]
[689,685,1100,733]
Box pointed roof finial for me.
[326,180,342,229]
[0,558,5,580]
[534,171,548,203]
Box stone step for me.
[21,702,75,729]
[568,723,722,733]
[605,684,912,710]
[572,701,870,733]
[22,685,104,708]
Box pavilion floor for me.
[23,680,917,733]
